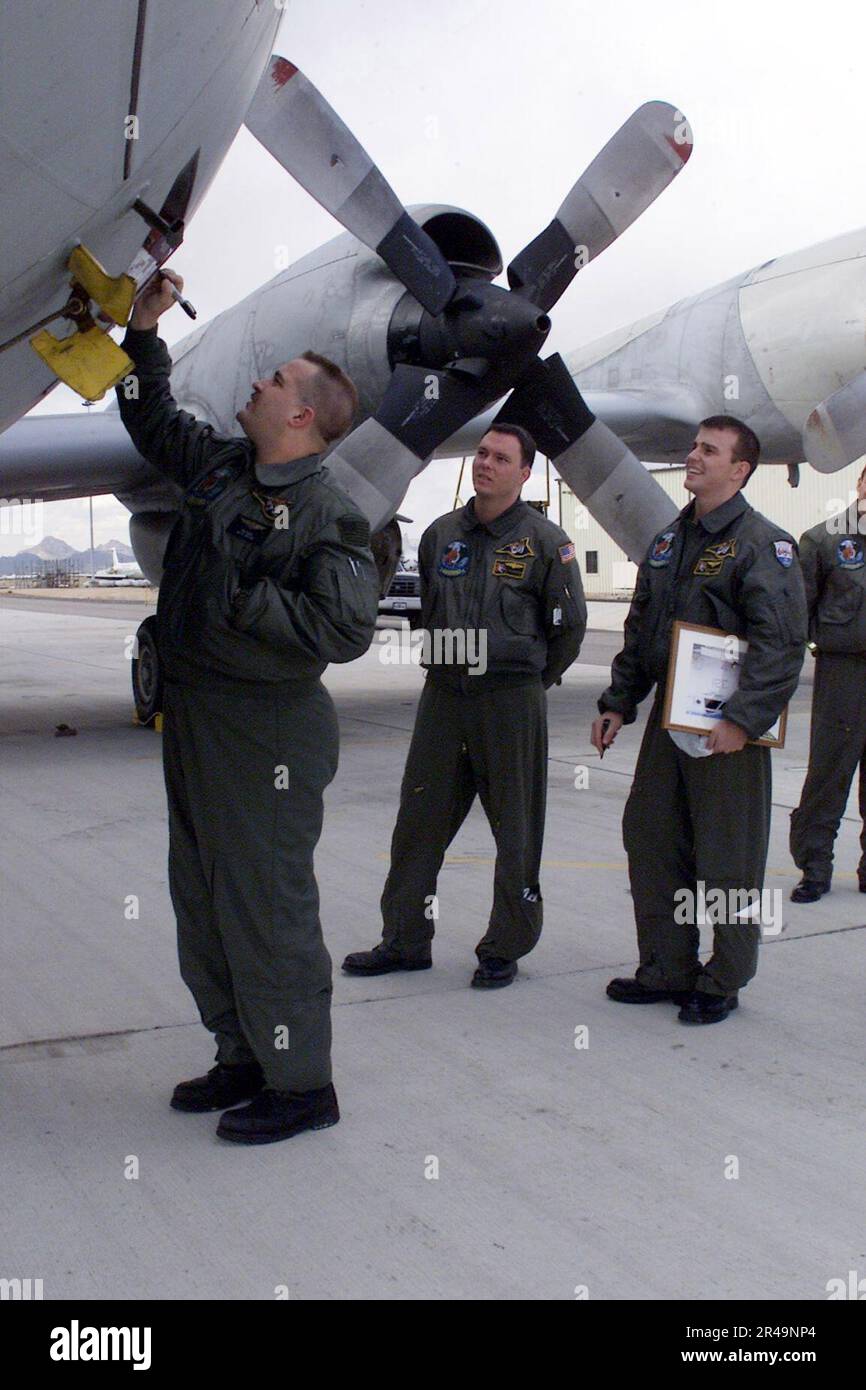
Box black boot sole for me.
[171,1083,264,1114]
[606,988,693,1005]
[471,969,518,989]
[216,1112,340,1145]
[678,998,739,1025]
[790,883,830,903]
[341,958,432,976]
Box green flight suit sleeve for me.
[798,526,824,631]
[418,527,437,591]
[116,327,233,489]
[721,541,808,739]
[540,545,587,688]
[229,512,380,664]
[598,562,655,722]
[417,526,438,622]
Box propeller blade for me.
[495,354,678,560]
[246,56,457,315]
[325,365,494,531]
[507,102,693,312]
[803,372,866,474]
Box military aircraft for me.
[0,0,283,430]
[2,21,865,720]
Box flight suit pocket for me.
[333,556,377,627]
[771,590,806,645]
[499,583,540,636]
[817,584,863,625]
[703,589,744,637]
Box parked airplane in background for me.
[88,548,147,587]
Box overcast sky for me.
[14,0,866,552]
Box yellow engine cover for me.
[68,245,136,325]
[31,325,133,401]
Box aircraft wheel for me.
[132,616,163,724]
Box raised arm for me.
[116,270,234,489]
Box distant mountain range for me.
[0,537,135,576]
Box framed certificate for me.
[661,621,787,748]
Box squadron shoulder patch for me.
[773,540,794,568]
[648,530,676,567]
[558,542,576,564]
[495,536,535,559]
[492,558,527,580]
[837,537,864,569]
[438,540,469,576]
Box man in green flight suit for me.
[592,416,807,1024]
[789,463,866,901]
[343,424,587,988]
[117,270,380,1143]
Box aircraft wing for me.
[439,385,703,464]
[0,412,170,505]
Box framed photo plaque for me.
[661,621,787,749]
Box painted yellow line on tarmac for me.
[375,854,861,880]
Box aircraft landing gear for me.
[132,615,163,724]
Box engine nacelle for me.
[167,205,502,432]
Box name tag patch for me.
[227,514,270,545]
[492,558,527,580]
[649,530,676,567]
[838,538,864,569]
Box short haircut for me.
[700,414,761,482]
[300,351,359,444]
[483,422,536,470]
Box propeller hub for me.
[389,277,551,387]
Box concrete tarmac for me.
[0,596,862,1302]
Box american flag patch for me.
[558,542,576,564]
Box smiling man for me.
[343,424,587,988]
[117,270,379,1143]
[591,416,807,1024]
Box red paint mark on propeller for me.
[271,58,298,87]
[665,132,692,162]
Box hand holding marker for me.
[160,271,196,319]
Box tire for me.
[132,615,163,723]
[408,612,424,630]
